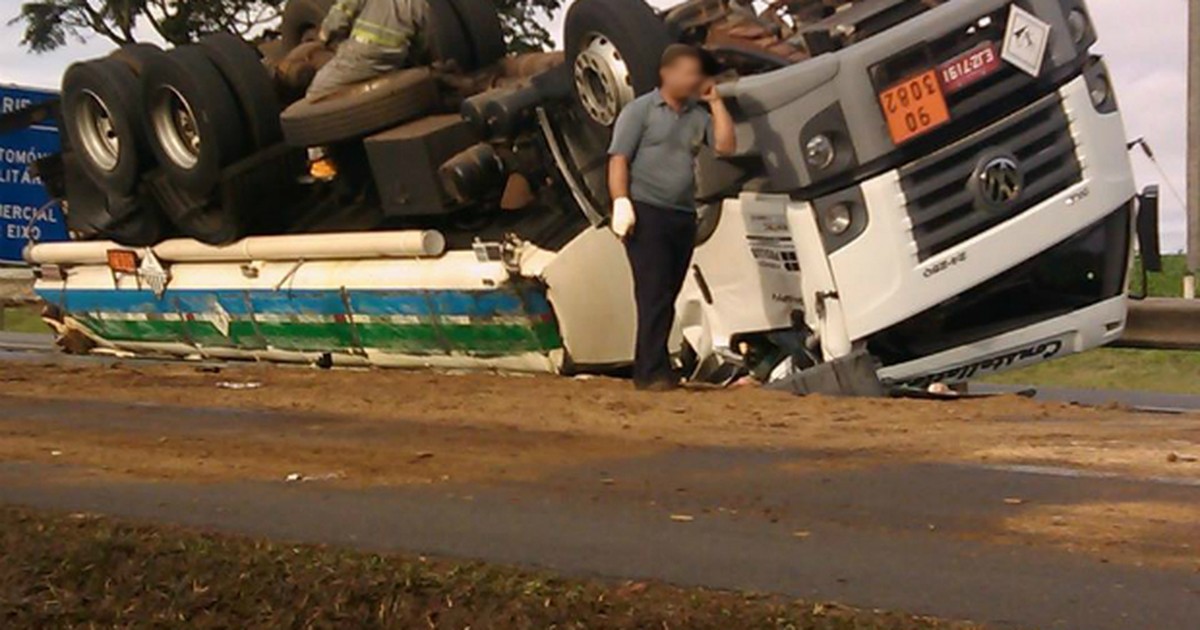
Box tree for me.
[10,0,285,51]
[496,0,562,52]
[11,0,565,53]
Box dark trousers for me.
[624,201,698,387]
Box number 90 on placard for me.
[879,69,951,145]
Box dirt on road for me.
[0,360,1198,569]
[3,361,1198,478]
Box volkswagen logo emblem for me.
[972,154,1024,211]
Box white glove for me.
[612,197,636,239]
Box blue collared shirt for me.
[608,89,713,212]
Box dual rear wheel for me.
[62,35,290,246]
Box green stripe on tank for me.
[77,317,562,357]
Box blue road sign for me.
[0,85,68,264]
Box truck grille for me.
[899,92,1082,261]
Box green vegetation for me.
[1129,254,1188,298]
[0,305,47,334]
[0,506,977,629]
[986,347,1200,395]
[12,0,563,52]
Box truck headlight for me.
[804,134,836,170]
[813,189,867,253]
[1058,1,1096,51]
[1083,57,1116,113]
[798,104,859,187]
[821,203,853,235]
[1067,9,1089,45]
[1082,57,1116,115]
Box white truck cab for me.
[668,0,1138,391]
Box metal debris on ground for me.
[669,514,695,523]
[216,381,265,391]
[285,472,345,483]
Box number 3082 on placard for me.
[878,69,951,145]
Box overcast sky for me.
[0,0,1188,249]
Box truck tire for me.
[148,172,244,246]
[62,152,110,238]
[553,0,671,214]
[142,46,249,194]
[107,42,165,75]
[280,67,438,146]
[281,0,335,52]
[565,0,672,127]
[427,0,474,71]
[61,59,151,196]
[104,199,171,247]
[448,0,507,69]
[200,32,284,149]
[177,204,243,246]
[62,150,170,246]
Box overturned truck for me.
[25,0,1149,393]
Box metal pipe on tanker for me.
[25,230,447,265]
[24,241,140,265]
[152,231,447,262]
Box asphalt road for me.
[0,331,54,352]
[0,396,1197,629]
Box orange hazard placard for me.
[879,70,951,145]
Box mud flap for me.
[765,350,885,397]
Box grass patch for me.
[0,305,47,334]
[1130,254,1188,298]
[986,348,1200,395]
[0,506,978,630]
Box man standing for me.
[306,0,430,99]
[608,44,737,391]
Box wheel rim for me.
[151,86,202,170]
[573,32,636,127]
[76,90,121,172]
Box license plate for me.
[879,70,951,145]
[938,42,1002,93]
